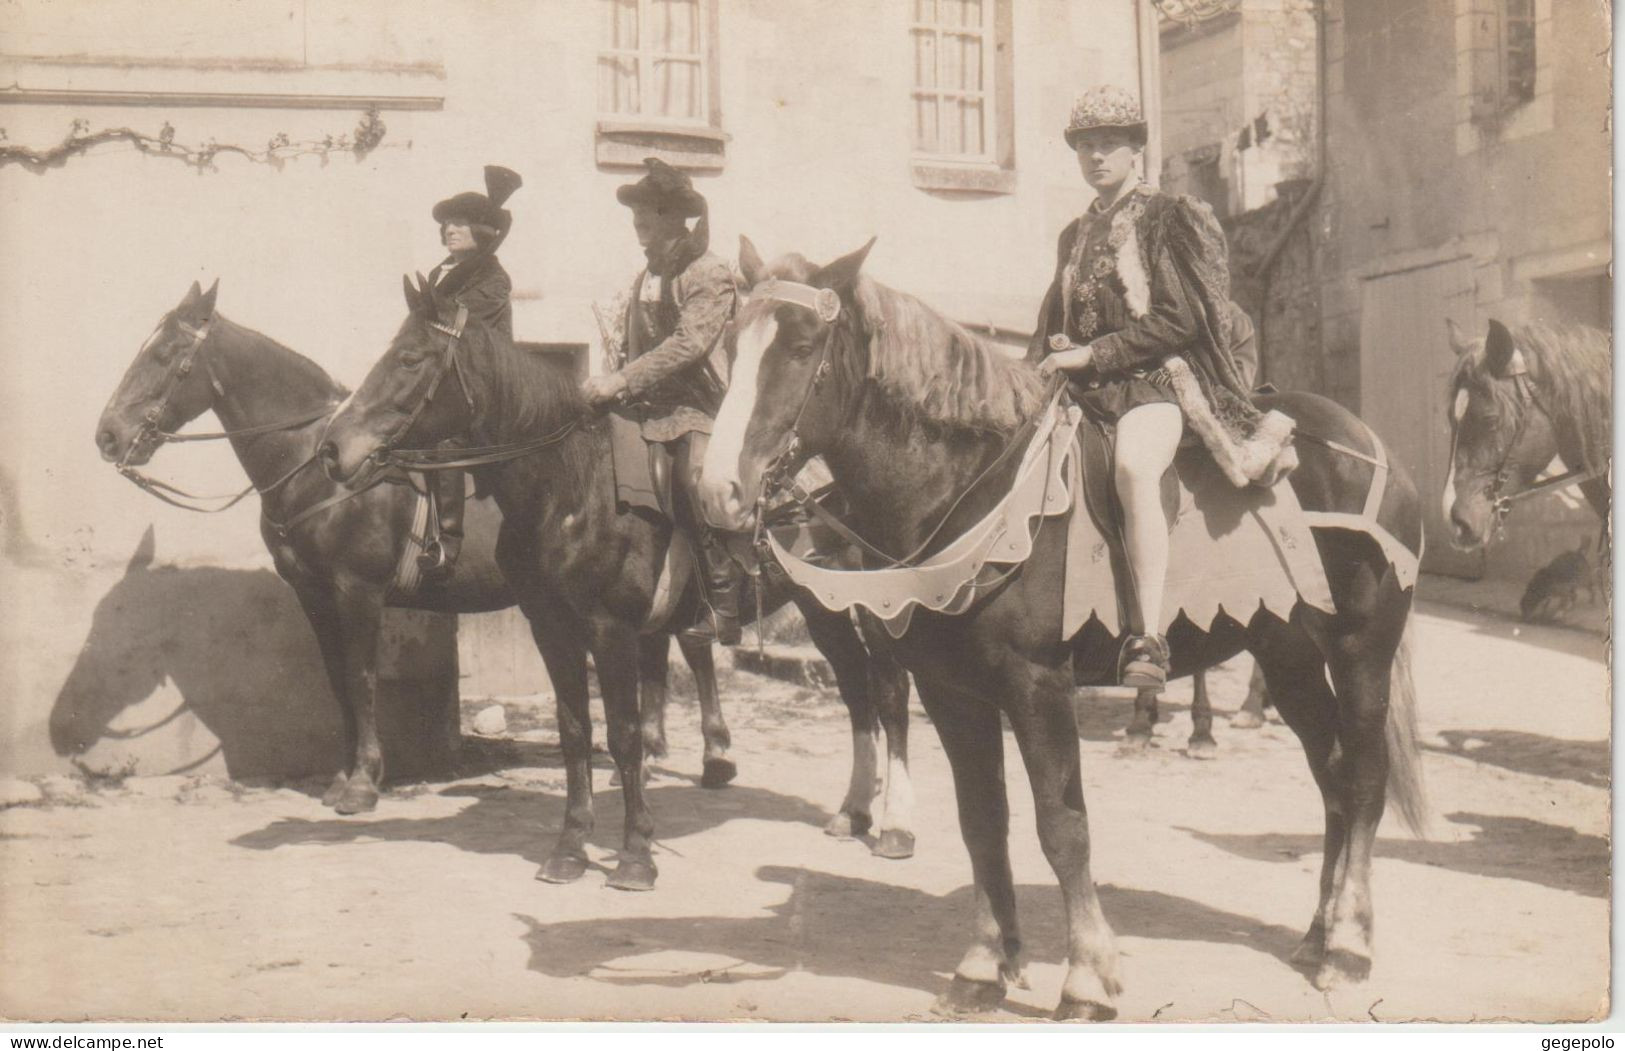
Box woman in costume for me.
[1030,85,1294,687]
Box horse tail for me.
[1385,622,1432,839]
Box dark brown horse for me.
[318,277,916,889]
[701,239,1429,1017]
[94,282,749,818]
[1444,318,1611,550]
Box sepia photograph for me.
[0,0,1613,1030]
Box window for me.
[909,0,1014,193]
[598,0,708,124]
[911,0,994,159]
[1501,0,1536,107]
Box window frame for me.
[908,0,1015,195]
[593,0,725,171]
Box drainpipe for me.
[1137,0,1163,187]
[1250,0,1328,384]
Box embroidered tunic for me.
[620,250,736,443]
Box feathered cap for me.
[615,157,707,218]
[1063,84,1147,148]
[432,165,523,240]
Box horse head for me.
[97,280,220,466]
[1442,317,1560,549]
[702,236,875,530]
[319,274,483,489]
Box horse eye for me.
[788,342,816,358]
[399,353,426,370]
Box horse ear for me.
[198,279,219,317]
[812,237,878,292]
[739,235,766,287]
[127,526,156,574]
[1446,317,1472,356]
[403,273,423,316]
[180,281,202,310]
[1486,319,1525,377]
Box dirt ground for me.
[0,600,1609,1024]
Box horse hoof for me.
[1312,950,1371,990]
[1052,996,1118,1022]
[824,811,873,839]
[1289,934,1326,970]
[332,783,379,815]
[1229,711,1265,730]
[606,857,658,892]
[1184,737,1218,761]
[1114,735,1153,758]
[871,829,916,860]
[932,975,1006,1016]
[321,773,350,808]
[536,853,589,885]
[701,757,738,789]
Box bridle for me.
[1451,349,1602,538]
[115,316,333,513]
[368,305,583,473]
[746,278,1061,569]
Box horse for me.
[316,276,917,889]
[95,281,752,818]
[1443,318,1611,551]
[700,238,1429,1018]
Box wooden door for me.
[1359,259,1484,578]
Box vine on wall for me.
[0,108,400,174]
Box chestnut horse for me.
[318,277,915,890]
[94,282,869,828]
[1443,317,1611,550]
[701,239,1428,1018]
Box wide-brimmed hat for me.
[432,165,523,233]
[1063,85,1147,148]
[615,157,706,218]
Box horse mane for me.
[213,313,349,398]
[1452,320,1612,473]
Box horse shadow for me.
[1178,810,1608,899]
[229,778,836,869]
[48,528,344,779]
[1425,729,1609,789]
[511,864,1303,1012]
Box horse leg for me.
[916,678,1024,1015]
[1251,623,1343,975]
[1117,686,1159,755]
[638,633,671,764]
[1005,668,1122,1021]
[676,632,736,788]
[591,620,657,891]
[1186,668,1217,759]
[870,647,916,860]
[330,584,385,815]
[292,583,357,808]
[1231,661,1270,729]
[524,603,595,886]
[801,604,878,841]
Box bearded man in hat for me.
[417,165,523,579]
[1029,85,1292,688]
[581,157,742,644]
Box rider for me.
[1030,86,1293,688]
[417,165,523,580]
[581,157,742,645]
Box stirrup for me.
[417,538,458,580]
[1120,634,1170,689]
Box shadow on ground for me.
[1180,810,1607,899]
[513,864,1306,1013]
[1425,729,1609,789]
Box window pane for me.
[599,55,639,114]
[941,30,961,89]
[961,97,985,155]
[912,29,936,89]
[959,33,982,90]
[958,0,983,28]
[914,95,939,153]
[654,58,702,119]
[652,0,700,55]
[601,0,638,50]
[914,0,936,24]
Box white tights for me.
[1113,402,1183,636]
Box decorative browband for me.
[753,279,841,323]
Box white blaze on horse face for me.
[704,313,776,525]
[1441,385,1470,523]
